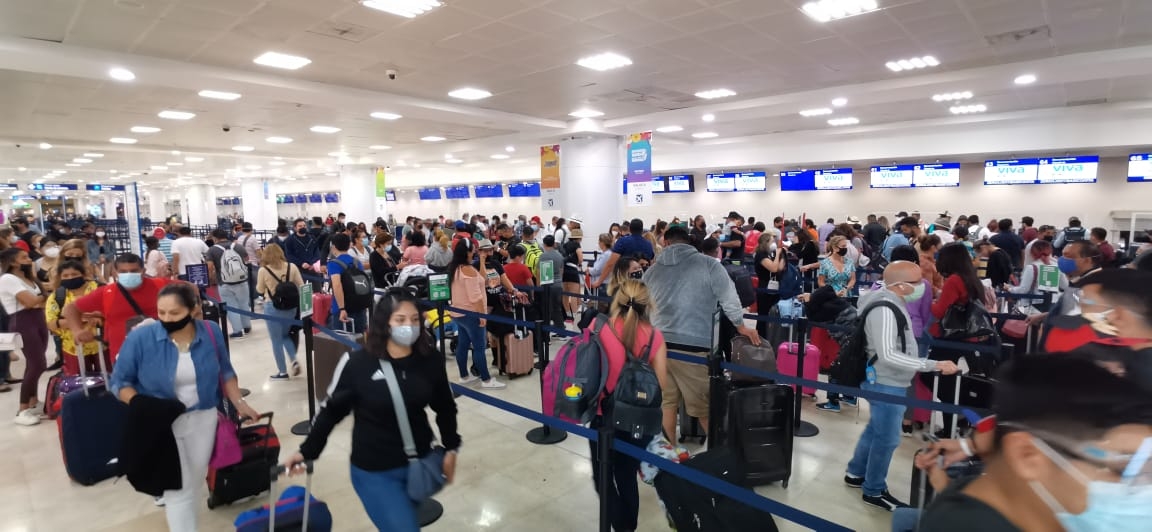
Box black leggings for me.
[589,418,643,532]
[11,309,49,405]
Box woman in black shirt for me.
[369,234,398,290]
[753,233,786,339]
[790,229,821,291]
[284,293,460,532]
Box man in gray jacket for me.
[643,226,760,440]
[844,261,958,511]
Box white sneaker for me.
[13,409,40,426]
[480,379,507,389]
[458,376,479,386]
[153,496,166,507]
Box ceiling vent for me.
[307,21,379,43]
[595,86,697,110]
[1067,98,1108,107]
[985,25,1051,48]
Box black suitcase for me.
[718,384,794,487]
[677,401,706,445]
[206,413,280,508]
[654,449,780,532]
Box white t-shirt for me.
[0,273,40,314]
[171,237,209,277]
[174,349,199,409]
[978,227,995,241]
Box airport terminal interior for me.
[2,0,1152,531]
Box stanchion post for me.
[437,300,448,362]
[218,301,231,350]
[291,316,317,436]
[596,422,613,532]
[526,308,567,445]
[706,311,724,449]
[794,318,819,438]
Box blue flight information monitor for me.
[444,186,470,199]
[664,174,694,192]
[869,165,914,188]
[914,163,961,187]
[734,172,767,191]
[385,191,396,201]
[705,173,735,192]
[417,187,442,200]
[1037,155,1098,184]
[984,159,1039,185]
[507,182,540,197]
[781,168,853,191]
[473,184,503,198]
[1129,154,1152,182]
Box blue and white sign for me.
[665,174,694,193]
[85,184,126,192]
[507,183,541,197]
[385,191,397,201]
[1128,154,1152,182]
[814,168,853,190]
[706,173,735,192]
[444,186,470,199]
[734,172,767,192]
[913,163,961,188]
[984,159,1039,185]
[869,165,915,188]
[0,184,18,191]
[417,187,442,200]
[28,183,78,191]
[1037,155,1098,184]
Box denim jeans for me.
[218,282,251,333]
[349,464,418,532]
[247,264,260,310]
[454,314,490,380]
[846,381,908,496]
[264,306,298,374]
[891,507,920,532]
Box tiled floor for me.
[1,315,925,531]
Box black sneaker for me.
[269,373,290,381]
[243,327,252,334]
[902,423,914,437]
[863,491,909,512]
[844,475,864,489]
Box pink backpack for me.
[744,230,761,255]
[542,315,610,425]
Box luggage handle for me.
[268,460,315,532]
[77,330,109,398]
[242,412,275,452]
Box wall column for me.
[557,136,623,237]
[184,185,216,227]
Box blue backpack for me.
[777,262,803,299]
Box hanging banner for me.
[626,131,653,207]
[125,182,143,256]
[374,166,388,215]
[540,145,561,210]
[375,166,387,198]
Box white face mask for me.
[390,325,419,347]
[95,231,105,238]
[44,247,60,258]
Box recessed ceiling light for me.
[266,136,294,144]
[886,55,939,72]
[130,126,161,133]
[949,104,987,114]
[170,150,181,155]
[802,0,879,22]
[184,156,204,162]
[828,117,860,126]
[569,109,604,118]
[253,51,312,70]
[656,126,684,133]
[245,164,262,170]
[445,158,464,164]
[799,108,834,117]
[73,158,92,164]
[83,153,104,158]
[448,87,492,100]
[110,138,137,144]
[198,90,242,101]
[1014,74,1037,85]
[421,136,446,142]
[65,163,80,167]
[931,91,973,102]
[328,151,348,157]
[831,97,848,107]
[369,111,402,120]
[695,88,737,99]
[576,52,632,71]
[17,167,25,171]
[151,165,168,171]
[702,113,716,122]
[490,154,510,160]
[361,0,442,18]
[268,161,286,166]
[108,67,135,81]
[231,145,254,152]
[505,145,516,152]
[310,125,341,134]
[368,145,392,150]
[691,132,719,139]
[39,142,52,150]
[157,110,195,120]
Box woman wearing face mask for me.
[369,234,399,291]
[607,255,643,299]
[282,293,460,532]
[111,282,259,532]
[348,227,372,273]
[0,248,49,424]
[818,235,856,298]
[1012,239,1067,315]
[754,233,787,339]
[689,216,708,246]
[35,239,60,284]
[609,223,622,243]
[45,261,101,377]
[448,239,505,389]
[398,230,428,270]
[87,229,116,284]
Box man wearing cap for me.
[154,226,174,263]
[238,222,261,309]
[931,213,955,244]
[720,211,747,261]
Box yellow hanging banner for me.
[540,145,561,210]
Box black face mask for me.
[1042,236,1054,242]
[629,270,643,280]
[60,277,86,290]
[160,314,193,334]
[837,248,849,256]
[19,264,33,277]
[296,228,307,236]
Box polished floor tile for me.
[0,314,928,531]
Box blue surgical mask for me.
[1029,437,1152,532]
[903,282,926,302]
[390,325,419,347]
[117,272,143,290]
[361,237,370,247]
[1058,256,1080,274]
[385,245,393,252]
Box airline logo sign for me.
[814,168,853,190]
[1128,154,1152,182]
[1037,156,1098,183]
[869,165,914,188]
[913,163,961,187]
[984,159,1039,185]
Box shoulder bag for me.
[379,359,447,501]
[940,298,996,340]
[205,324,243,469]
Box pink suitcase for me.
[776,342,820,396]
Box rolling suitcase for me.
[719,384,794,487]
[776,342,820,396]
[678,402,707,445]
[57,342,125,485]
[654,449,780,532]
[207,412,280,508]
[312,327,363,403]
[234,461,333,532]
[502,303,535,377]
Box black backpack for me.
[606,328,663,439]
[724,263,756,307]
[265,266,299,310]
[337,255,374,313]
[829,301,908,388]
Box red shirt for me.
[930,275,969,338]
[74,278,170,362]
[504,262,534,288]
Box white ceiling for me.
[2,0,1152,188]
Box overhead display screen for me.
[295,194,308,203]
[781,168,854,191]
[507,182,541,197]
[984,159,1039,185]
[385,191,396,201]
[1037,155,1098,184]
[913,163,961,187]
[1129,154,1152,182]
[869,165,914,188]
[282,195,294,204]
[324,193,339,203]
[474,184,503,198]
[734,172,767,192]
[308,193,322,203]
[706,173,735,192]
[623,175,668,194]
[664,174,694,193]
[418,187,442,200]
[444,186,470,199]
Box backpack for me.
[336,255,374,313]
[265,266,299,310]
[743,230,761,255]
[543,314,610,425]
[829,300,908,388]
[522,242,543,279]
[215,244,248,284]
[777,262,803,299]
[605,327,662,439]
[724,263,755,308]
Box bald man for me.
[845,261,959,512]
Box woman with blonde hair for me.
[58,239,97,281]
[256,244,304,381]
[590,279,668,532]
[818,235,856,298]
[424,233,452,271]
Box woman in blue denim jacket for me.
[111,283,259,532]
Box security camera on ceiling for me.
[386,69,397,80]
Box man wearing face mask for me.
[63,253,171,364]
[918,355,1152,532]
[843,261,958,511]
[1066,269,1152,391]
[285,218,323,291]
[1031,241,1105,351]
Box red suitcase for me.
[311,293,332,331]
[776,342,820,396]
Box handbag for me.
[379,359,447,501]
[1002,317,1030,339]
[941,301,996,340]
[205,324,243,469]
